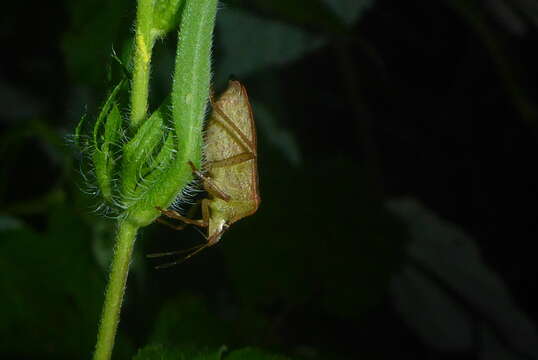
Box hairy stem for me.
[93,221,138,360]
[91,1,218,359]
[126,0,218,227]
[131,0,154,129]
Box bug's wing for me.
[204,81,260,213]
[205,80,256,163]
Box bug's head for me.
[206,219,227,246]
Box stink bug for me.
[150,80,260,267]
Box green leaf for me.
[132,345,293,360]
[142,129,175,180]
[0,208,129,358]
[223,157,405,318]
[121,103,166,200]
[388,198,538,357]
[91,81,125,203]
[149,293,230,347]
[94,103,123,203]
[62,0,131,86]
[251,101,301,167]
[133,344,222,360]
[214,2,375,85]
[93,149,112,201]
[103,103,123,149]
[322,0,375,27]
[225,347,291,360]
[132,344,181,360]
[74,113,88,148]
[93,80,125,148]
[0,215,23,230]
[215,8,325,86]
[226,0,344,32]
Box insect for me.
[149,80,260,268]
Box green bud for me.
[151,0,185,40]
[92,80,125,203]
[121,101,169,204]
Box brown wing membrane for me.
[151,80,260,268]
[205,80,260,209]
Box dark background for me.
[1,0,537,359]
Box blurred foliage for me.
[149,293,230,347]
[62,0,131,87]
[0,208,132,359]
[132,345,290,360]
[132,344,221,360]
[1,0,537,359]
[388,199,538,358]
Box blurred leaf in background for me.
[0,208,132,358]
[62,0,131,87]
[132,345,291,360]
[214,0,374,86]
[149,293,230,347]
[389,199,538,359]
[132,344,221,360]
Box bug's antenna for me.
[153,243,211,269]
[192,225,208,240]
[149,229,225,269]
[146,243,205,258]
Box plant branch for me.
[131,0,154,129]
[93,221,138,360]
[91,1,218,359]
[126,0,218,228]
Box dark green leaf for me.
[225,347,291,360]
[0,208,115,358]
[215,8,325,86]
[121,102,167,198]
[225,0,344,32]
[74,113,88,148]
[251,101,301,166]
[142,130,175,180]
[388,199,538,357]
[103,103,123,150]
[93,102,123,202]
[223,157,405,318]
[93,80,125,148]
[133,344,223,360]
[149,293,230,347]
[62,0,131,86]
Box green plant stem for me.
[126,0,218,228]
[91,1,218,359]
[93,221,138,360]
[131,0,154,129]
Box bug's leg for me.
[207,151,255,169]
[150,200,215,268]
[156,206,206,227]
[188,161,231,202]
[153,225,223,269]
[155,217,187,231]
[200,199,210,227]
[150,201,221,269]
[153,243,211,269]
[147,243,205,258]
[207,224,226,247]
[203,179,232,202]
